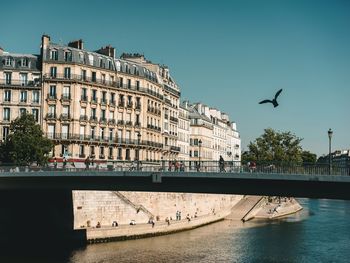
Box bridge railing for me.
[0,160,349,176]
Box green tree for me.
[242,128,303,165]
[0,113,53,166]
[301,151,317,164]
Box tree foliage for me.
[301,151,317,164]
[0,113,53,166]
[242,128,304,165]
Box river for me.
[3,198,350,262]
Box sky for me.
[1,0,349,156]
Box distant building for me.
[318,150,350,168]
[0,47,41,142]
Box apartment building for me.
[0,47,41,142]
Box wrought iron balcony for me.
[80,95,88,102]
[46,113,56,119]
[79,115,88,121]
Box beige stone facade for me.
[40,35,180,163]
[0,49,41,142]
[1,35,240,165]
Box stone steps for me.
[226,195,263,220]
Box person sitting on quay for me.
[112,221,118,227]
[96,222,101,228]
[186,214,191,222]
[165,217,170,226]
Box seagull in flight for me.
[259,89,283,108]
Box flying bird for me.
[259,89,283,108]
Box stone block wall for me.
[73,191,242,229]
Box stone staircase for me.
[113,191,154,218]
[226,195,263,221]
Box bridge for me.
[0,162,349,250]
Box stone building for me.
[40,35,180,163]
[177,102,191,160]
[0,47,41,142]
[1,35,241,167]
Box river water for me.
[3,198,350,263]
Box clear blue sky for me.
[1,0,349,156]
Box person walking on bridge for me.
[219,155,225,172]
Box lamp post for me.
[328,128,333,174]
[137,132,141,171]
[198,139,202,171]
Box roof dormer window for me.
[116,61,121,71]
[79,52,84,63]
[4,57,14,66]
[64,51,72,62]
[21,58,29,67]
[50,49,58,60]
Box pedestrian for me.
[152,220,155,228]
[85,157,90,170]
[63,157,67,169]
[219,155,225,172]
[53,157,57,169]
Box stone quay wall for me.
[73,191,243,229]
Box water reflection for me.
[2,199,350,262]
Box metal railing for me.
[0,160,349,176]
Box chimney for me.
[68,39,84,49]
[42,34,51,48]
[96,45,116,58]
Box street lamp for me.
[137,132,141,170]
[328,128,333,174]
[198,139,202,171]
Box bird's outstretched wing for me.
[259,99,273,104]
[274,89,283,100]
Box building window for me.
[109,128,113,141]
[119,77,123,87]
[49,85,56,98]
[50,50,58,60]
[62,105,70,118]
[92,90,97,102]
[127,79,131,88]
[48,124,55,138]
[81,69,87,81]
[2,126,9,141]
[48,105,56,118]
[79,53,84,63]
[126,149,130,160]
[61,125,69,139]
[136,80,140,90]
[20,108,26,116]
[90,146,95,157]
[81,88,87,100]
[90,127,95,139]
[4,90,11,102]
[5,57,14,66]
[63,86,70,99]
[20,91,27,103]
[4,72,12,85]
[64,67,71,79]
[91,71,96,82]
[117,148,122,160]
[20,73,28,86]
[99,146,105,158]
[91,108,96,118]
[3,108,10,121]
[79,145,85,157]
[64,51,72,62]
[21,58,29,67]
[50,67,57,78]
[32,109,39,121]
[108,147,113,158]
[32,90,40,103]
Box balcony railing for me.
[135,104,141,110]
[79,115,88,121]
[61,94,71,101]
[90,116,98,122]
[45,113,56,119]
[126,102,133,108]
[60,114,70,120]
[0,78,41,87]
[110,100,116,107]
[108,119,116,125]
[80,95,88,102]
[125,121,133,126]
[117,120,124,125]
[47,94,57,100]
[170,116,178,123]
[43,73,119,88]
[170,146,181,152]
[99,118,107,124]
[100,99,107,105]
